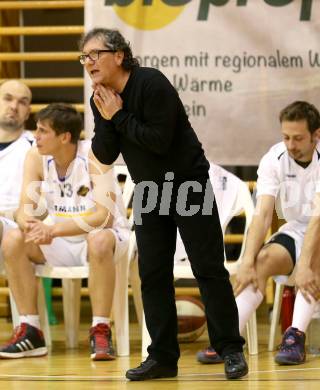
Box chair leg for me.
[246,311,258,355]
[113,254,129,356]
[62,278,81,349]
[128,241,148,357]
[38,279,52,347]
[129,256,143,328]
[141,311,151,358]
[268,283,284,351]
[42,278,58,325]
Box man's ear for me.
[114,50,124,66]
[25,105,31,122]
[313,128,320,141]
[60,131,72,144]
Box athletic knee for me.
[2,228,25,260]
[87,231,115,262]
[255,248,274,279]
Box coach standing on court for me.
[79,28,248,381]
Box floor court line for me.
[1,367,320,382]
[1,378,320,383]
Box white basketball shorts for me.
[39,227,129,267]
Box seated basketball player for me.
[0,103,129,360]
[198,101,320,365]
[0,80,33,251]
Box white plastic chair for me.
[113,165,144,328]
[33,260,130,355]
[138,164,258,356]
[9,166,133,355]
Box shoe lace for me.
[137,357,155,369]
[90,323,110,349]
[5,323,27,346]
[279,334,299,352]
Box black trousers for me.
[134,176,245,365]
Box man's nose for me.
[287,140,296,150]
[9,100,18,110]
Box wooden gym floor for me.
[1,300,320,390]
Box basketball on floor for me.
[176,296,206,342]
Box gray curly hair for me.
[79,28,140,71]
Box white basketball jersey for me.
[257,141,320,233]
[0,131,33,213]
[42,140,129,242]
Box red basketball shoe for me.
[89,323,116,361]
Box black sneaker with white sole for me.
[0,323,47,358]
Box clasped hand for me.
[24,219,53,245]
[93,84,122,120]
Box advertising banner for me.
[84,0,320,165]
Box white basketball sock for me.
[92,316,111,327]
[19,315,41,329]
[236,284,264,334]
[291,290,317,332]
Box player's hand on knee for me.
[295,264,320,303]
[234,263,258,296]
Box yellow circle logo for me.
[113,0,186,31]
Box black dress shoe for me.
[224,352,248,380]
[126,357,178,381]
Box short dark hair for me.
[280,101,320,134]
[79,28,139,71]
[36,103,83,144]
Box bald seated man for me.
[0,80,33,247]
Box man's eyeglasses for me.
[79,49,116,65]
